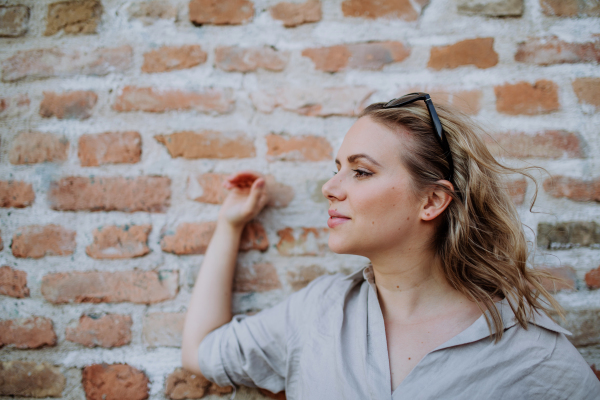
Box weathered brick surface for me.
[543,176,600,203]
[1,46,132,82]
[234,263,282,292]
[9,131,68,165]
[537,222,600,249]
[161,221,268,254]
[428,38,498,70]
[129,0,178,23]
[540,0,600,17]
[48,176,171,212]
[266,134,332,161]
[302,41,409,72]
[258,389,287,400]
[114,86,234,113]
[457,0,523,16]
[0,361,66,397]
[515,37,600,65]
[572,78,600,109]
[215,46,289,72]
[585,266,600,289]
[484,131,583,159]
[0,180,35,208]
[287,265,329,291]
[556,309,600,346]
[270,0,321,27]
[78,131,141,166]
[0,317,57,349]
[12,224,76,259]
[143,312,184,347]
[0,5,29,37]
[535,266,577,293]
[0,266,29,298]
[494,80,559,115]
[0,94,29,117]
[341,0,429,21]
[66,314,132,347]
[402,89,482,115]
[41,270,179,304]
[45,0,102,36]
[277,227,329,256]
[251,86,374,116]
[82,364,149,400]
[142,45,207,73]
[155,131,255,159]
[86,224,151,259]
[189,0,254,25]
[506,178,527,205]
[40,90,98,120]
[165,368,233,399]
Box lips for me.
[327,209,350,228]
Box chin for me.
[328,235,362,256]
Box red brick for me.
[0,317,56,349]
[341,0,429,21]
[0,361,65,397]
[82,364,149,400]
[0,232,2,251]
[45,0,102,36]
[591,365,600,380]
[515,36,600,65]
[0,181,34,208]
[1,46,132,82]
[535,265,577,293]
[286,264,329,291]
[457,0,523,16]
[266,134,332,161]
[276,227,329,256]
[428,38,498,70]
[251,86,374,116]
[86,225,151,259]
[234,263,282,292]
[270,0,321,27]
[572,78,600,109]
[302,41,409,72]
[48,176,171,212]
[506,178,527,205]
[187,173,294,208]
[215,46,289,72]
[160,221,268,255]
[543,176,600,202]
[189,0,254,25]
[165,368,232,399]
[66,314,132,347]
[494,80,559,115]
[128,0,178,23]
[258,389,287,400]
[0,266,29,298]
[585,266,600,289]
[155,131,255,159]
[78,131,141,166]
[114,86,234,113]
[0,5,29,37]
[40,90,97,120]
[484,131,583,159]
[540,0,600,17]
[12,224,76,259]
[0,94,29,117]
[142,45,207,73]
[41,270,178,304]
[9,131,68,165]
[143,312,184,347]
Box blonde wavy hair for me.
[360,100,563,342]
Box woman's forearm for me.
[181,220,244,374]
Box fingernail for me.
[256,179,265,188]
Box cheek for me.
[354,185,415,227]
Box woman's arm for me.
[181,172,268,374]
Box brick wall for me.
[1,0,599,398]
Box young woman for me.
[181,93,600,399]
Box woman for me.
[181,93,600,399]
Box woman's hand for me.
[218,171,269,228]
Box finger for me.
[226,171,264,186]
[244,178,265,211]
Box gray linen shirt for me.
[198,266,600,399]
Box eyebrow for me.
[335,153,382,168]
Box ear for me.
[420,180,454,221]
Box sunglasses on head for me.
[383,92,454,183]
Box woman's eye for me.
[353,169,372,178]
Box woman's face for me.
[322,116,426,258]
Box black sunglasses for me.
[383,92,454,183]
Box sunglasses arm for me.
[424,97,443,143]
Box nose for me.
[322,174,346,202]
